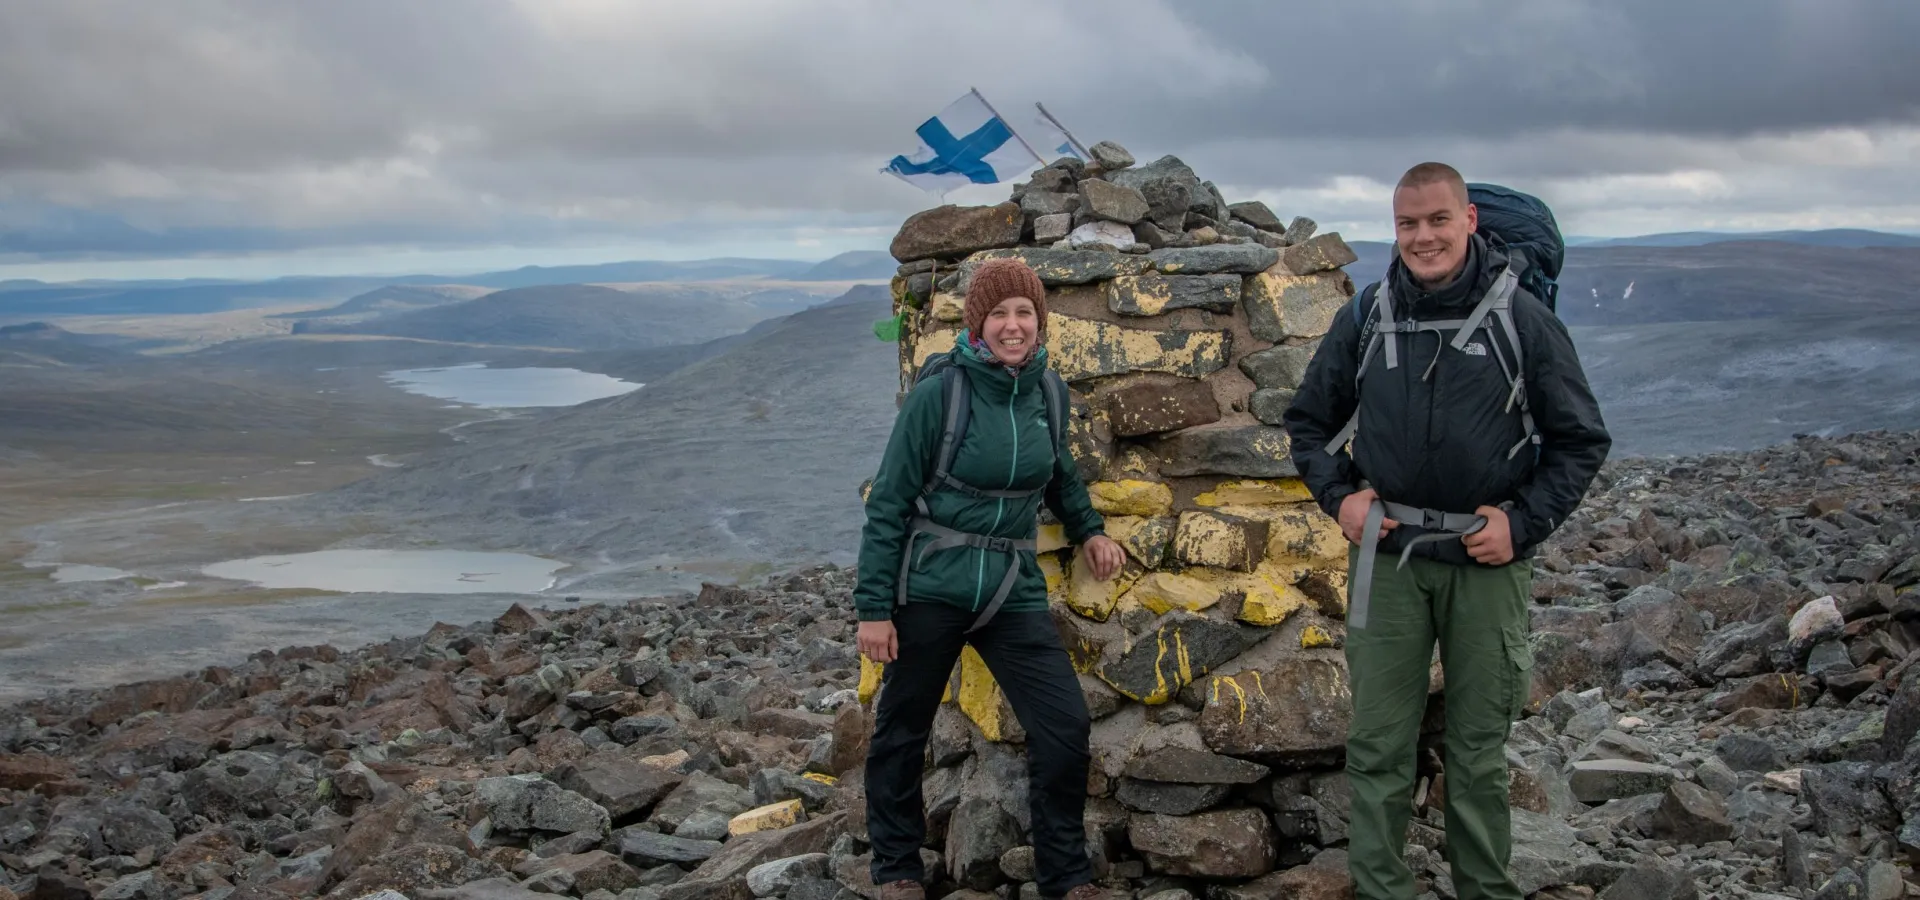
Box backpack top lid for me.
[1467,183,1563,311]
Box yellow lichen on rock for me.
[1301,625,1337,649]
[729,799,803,836]
[1066,554,1129,621]
[1037,522,1069,554]
[1265,509,1348,565]
[930,291,965,322]
[957,647,1011,742]
[1088,480,1174,517]
[911,328,960,369]
[1194,479,1315,507]
[857,655,883,705]
[1123,572,1223,616]
[1172,510,1269,572]
[1044,313,1228,382]
[1038,553,1067,602]
[1105,515,1174,568]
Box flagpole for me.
[970,86,1047,167]
[1034,102,1093,161]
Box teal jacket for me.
[853,338,1105,621]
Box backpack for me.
[893,347,1071,631]
[1467,182,1564,312]
[1328,183,1564,461]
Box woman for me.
[852,257,1125,900]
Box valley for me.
[1,240,1915,700]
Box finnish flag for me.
[883,90,1041,194]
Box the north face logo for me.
[1462,342,1487,356]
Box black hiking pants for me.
[865,601,1094,897]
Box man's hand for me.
[1464,505,1514,565]
[857,620,899,663]
[1083,535,1125,581]
[1338,489,1397,544]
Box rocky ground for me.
[0,430,1916,900]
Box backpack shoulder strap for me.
[927,363,971,494]
[1040,369,1069,452]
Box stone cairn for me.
[865,141,1384,891]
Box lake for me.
[381,363,641,408]
[202,548,567,594]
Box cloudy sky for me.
[2,0,1916,281]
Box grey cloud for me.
[0,0,1915,263]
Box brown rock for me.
[1171,510,1270,572]
[1282,233,1359,275]
[1199,657,1352,765]
[1711,674,1801,714]
[0,753,72,792]
[1154,425,1296,479]
[1218,860,1355,900]
[682,810,848,884]
[1124,747,1271,785]
[829,704,869,777]
[1127,807,1277,878]
[326,844,502,899]
[1649,781,1734,845]
[550,756,685,821]
[495,603,549,634]
[890,203,1024,263]
[519,851,640,895]
[1107,379,1222,438]
[745,708,834,740]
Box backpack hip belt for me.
[1348,493,1487,630]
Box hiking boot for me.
[877,881,925,900]
[1062,884,1120,900]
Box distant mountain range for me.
[292,284,828,351]
[1339,238,1920,326]
[0,251,897,320]
[1568,229,1920,249]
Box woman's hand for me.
[857,619,899,663]
[1082,535,1126,581]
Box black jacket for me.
[1283,234,1612,565]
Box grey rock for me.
[1249,389,1295,426]
[1575,729,1660,764]
[1694,757,1740,795]
[1813,869,1866,900]
[476,774,612,835]
[1227,201,1283,231]
[1648,782,1734,845]
[1089,141,1134,171]
[1713,733,1781,773]
[1568,759,1676,802]
[1123,746,1270,785]
[1033,214,1072,244]
[1807,639,1854,677]
[1115,779,1232,815]
[1283,216,1318,244]
[614,828,723,867]
[947,795,1021,889]
[1080,179,1151,225]
[1238,342,1319,392]
[744,852,829,898]
[1147,245,1280,276]
[1106,273,1242,316]
[1020,191,1079,219]
[1154,426,1296,479]
[1564,704,1614,743]
[1598,859,1700,900]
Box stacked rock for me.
[870,143,1401,890]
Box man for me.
[1283,162,1611,900]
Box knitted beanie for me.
[963,258,1048,337]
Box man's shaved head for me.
[1397,161,1468,206]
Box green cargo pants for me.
[1343,545,1534,900]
